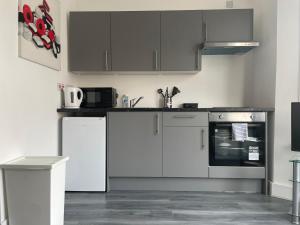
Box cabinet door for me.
[163,127,208,177]
[204,9,253,42]
[111,12,161,71]
[161,11,203,71]
[108,112,163,177]
[69,12,111,72]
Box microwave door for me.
[82,91,102,108]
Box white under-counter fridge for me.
[63,117,106,192]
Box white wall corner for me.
[0,219,7,225]
[271,182,292,201]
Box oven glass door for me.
[209,122,265,167]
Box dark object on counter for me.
[157,86,181,108]
[182,103,198,109]
[292,102,300,151]
[80,87,118,108]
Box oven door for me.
[209,122,265,167]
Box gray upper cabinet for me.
[203,9,253,42]
[161,11,204,71]
[110,12,161,71]
[69,10,256,72]
[108,112,163,177]
[69,12,111,72]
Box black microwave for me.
[80,88,118,108]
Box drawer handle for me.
[201,129,205,150]
[173,115,196,119]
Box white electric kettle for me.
[64,87,83,108]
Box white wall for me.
[75,56,250,108]
[0,0,77,223]
[73,0,256,108]
[271,0,300,200]
[245,0,277,108]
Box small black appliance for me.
[182,103,198,109]
[80,87,118,108]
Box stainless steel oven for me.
[209,112,266,167]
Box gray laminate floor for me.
[64,191,292,225]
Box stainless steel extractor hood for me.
[201,41,260,55]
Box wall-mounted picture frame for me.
[18,0,61,70]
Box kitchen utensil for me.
[171,86,181,97]
[64,86,83,108]
[157,88,165,98]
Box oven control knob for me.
[218,114,224,120]
[250,114,255,120]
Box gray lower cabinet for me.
[108,112,162,177]
[203,9,253,42]
[161,11,204,71]
[110,12,161,71]
[163,126,208,178]
[69,12,111,72]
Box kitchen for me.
[1,0,300,225]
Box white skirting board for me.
[271,182,292,200]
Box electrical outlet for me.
[226,0,234,8]
[57,82,65,91]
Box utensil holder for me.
[164,97,172,108]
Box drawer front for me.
[163,112,208,127]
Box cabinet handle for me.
[105,50,109,71]
[203,22,207,42]
[173,115,196,119]
[155,114,159,135]
[196,48,201,70]
[201,129,205,150]
[154,49,158,71]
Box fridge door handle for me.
[201,128,205,150]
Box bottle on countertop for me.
[122,95,129,108]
